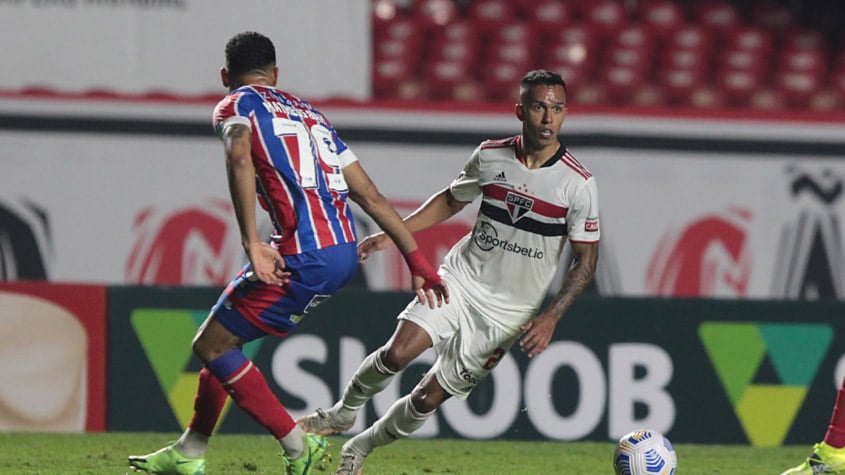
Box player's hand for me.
[404,249,449,308]
[246,242,290,286]
[411,273,449,309]
[357,232,391,262]
[519,313,557,358]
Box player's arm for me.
[344,161,448,307]
[358,187,469,260]
[519,240,599,358]
[222,123,287,286]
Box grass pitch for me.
[0,431,812,474]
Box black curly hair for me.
[225,31,276,80]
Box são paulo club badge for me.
[125,200,246,285]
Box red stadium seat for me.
[374,16,423,46]
[750,3,794,32]
[372,56,420,100]
[694,1,741,37]
[778,48,828,79]
[667,24,714,53]
[467,0,514,35]
[783,28,828,53]
[723,26,774,58]
[599,64,647,104]
[411,0,461,29]
[523,0,574,36]
[718,49,770,79]
[748,87,788,111]
[583,0,629,35]
[774,70,824,109]
[717,69,763,108]
[372,0,406,24]
[425,21,481,69]
[808,88,844,112]
[483,60,527,102]
[423,57,476,100]
[636,0,687,39]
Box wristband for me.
[403,249,440,281]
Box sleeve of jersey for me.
[212,92,253,138]
[566,177,601,243]
[332,129,359,168]
[448,146,483,202]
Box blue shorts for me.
[211,242,357,341]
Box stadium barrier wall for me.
[103,285,845,446]
[3,100,845,302]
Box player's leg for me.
[127,314,240,475]
[782,378,845,474]
[336,371,448,474]
[297,293,452,435]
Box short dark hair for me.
[225,31,276,79]
[519,69,567,98]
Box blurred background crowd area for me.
[370,0,845,113]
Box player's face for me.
[517,84,567,153]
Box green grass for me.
[0,432,814,474]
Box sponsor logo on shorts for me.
[291,294,332,324]
[472,221,544,259]
[459,364,479,386]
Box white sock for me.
[334,349,396,422]
[176,429,209,458]
[346,394,434,456]
[280,425,305,459]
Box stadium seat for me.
[774,70,823,109]
[778,48,828,79]
[374,16,423,46]
[523,0,573,37]
[425,20,481,70]
[411,0,461,29]
[808,88,844,112]
[718,49,770,79]
[583,0,629,36]
[372,0,405,25]
[483,61,526,102]
[467,0,514,36]
[723,26,774,58]
[665,24,715,62]
[372,56,420,100]
[693,1,741,39]
[600,64,647,104]
[423,57,476,101]
[782,27,828,53]
[636,0,687,40]
[750,2,794,32]
[717,69,763,108]
[546,28,599,91]
[749,87,788,111]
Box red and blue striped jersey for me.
[213,85,358,255]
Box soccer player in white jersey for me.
[296,69,600,475]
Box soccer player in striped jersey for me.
[128,31,447,475]
[296,69,600,475]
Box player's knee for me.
[379,346,411,373]
[410,381,447,413]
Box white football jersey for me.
[442,135,600,331]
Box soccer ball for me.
[613,429,677,475]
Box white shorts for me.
[398,281,521,399]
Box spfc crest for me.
[505,192,533,223]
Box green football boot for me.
[782,442,845,475]
[128,443,206,475]
[283,433,328,475]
